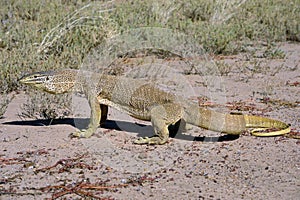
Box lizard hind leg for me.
[100,104,108,126]
[134,103,183,145]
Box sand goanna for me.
[19,69,290,145]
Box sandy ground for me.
[0,42,299,199]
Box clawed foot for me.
[70,129,94,138]
[134,136,168,145]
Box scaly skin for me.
[19,69,291,145]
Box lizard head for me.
[19,70,76,94]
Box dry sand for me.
[0,42,299,199]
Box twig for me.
[38,1,115,53]
[0,157,31,165]
[41,181,124,200]
[35,153,94,173]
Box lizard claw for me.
[133,136,168,145]
[70,129,94,138]
[133,137,151,145]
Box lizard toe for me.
[133,136,168,145]
[133,137,150,145]
[71,129,93,138]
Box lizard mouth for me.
[19,76,43,85]
[19,71,52,85]
[19,75,50,93]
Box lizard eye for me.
[46,76,49,81]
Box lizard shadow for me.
[3,118,89,129]
[104,119,239,142]
[3,118,239,142]
[3,118,123,130]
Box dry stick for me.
[41,175,156,199]
[42,182,127,200]
[42,185,75,200]
[35,154,91,173]
[0,157,31,165]
[51,187,72,200]
[285,130,300,139]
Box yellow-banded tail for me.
[244,115,290,136]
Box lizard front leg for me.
[72,94,101,138]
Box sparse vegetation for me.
[0,93,13,118]
[0,0,299,119]
[19,92,71,120]
[263,47,286,59]
[215,60,233,76]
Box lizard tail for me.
[184,105,290,136]
[244,115,290,136]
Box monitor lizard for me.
[19,69,291,145]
